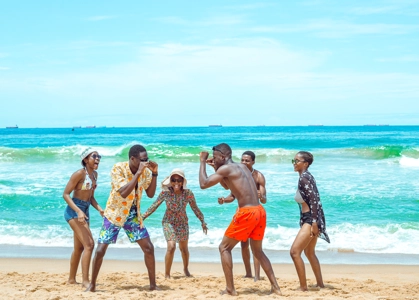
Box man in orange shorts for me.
[199,143,281,296]
[219,150,267,281]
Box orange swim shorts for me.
[225,205,266,242]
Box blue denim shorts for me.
[64,197,90,223]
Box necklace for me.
[251,168,255,174]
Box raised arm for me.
[141,191,165,221]
[199,151,227,189]
[145,160,158,198]
[117,163,148,198]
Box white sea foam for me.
[399,155,419,167]
[1,222,418,255]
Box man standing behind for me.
[86,144,159,292]
[199,143,281,296]
[218,150,266,281]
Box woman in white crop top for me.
[290,151,330,292]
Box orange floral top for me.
[104,161,152,227]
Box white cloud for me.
[1,39,418,126]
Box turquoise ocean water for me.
[0,126,418,264]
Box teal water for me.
[0,126,418,263]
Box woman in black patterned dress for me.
[290,151,330,291]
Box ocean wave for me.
[342,145,419,160]
[1,222,418,255]
[1,144,418,163]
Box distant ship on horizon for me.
[6,125,18,129]
[308,124,324,127]
[86,125,96,128]
[208,124,222,127]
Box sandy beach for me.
[1,258,418,299]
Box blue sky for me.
[1,0,418,127]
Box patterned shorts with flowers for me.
[98,206,149,244]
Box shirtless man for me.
[218,151,266,281]
[199,143,281,296]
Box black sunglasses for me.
[212,146,224,155]
[292,159,305,165]
[171,178,183,183]
[91,154,102,160]
[137,157,149,162]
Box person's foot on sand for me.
[184,268,191,277]
[165,274,171,279]
[220,288,238,296]
[254,276,261,282]
[270,286,282,295]
[85,283,96,292]
[66,279,78,285]
[82,280,90,289]
[243,274,253,279]
[149,285,161,291]
[294,286,308,292]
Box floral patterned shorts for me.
[98,206,149,244]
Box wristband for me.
[152,173,158,177]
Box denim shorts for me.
[98,206,149,244]
[300,211,313,226]
[64,197,90,223]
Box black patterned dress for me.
[298,171,330,243]
[142,189,206,242]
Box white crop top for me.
[294,190,305,204]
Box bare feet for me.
[220,288,238,296]
[84,283,96,292]
[254,276,261,282]
[165,274,171,279]
[82,280,90,289]
[294,286,308,292]
[242,274,253,279]
[270,286,282,296]
[184,268,191,277]
[66,279,78,285]
[150,285,161,291]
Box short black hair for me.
[129,144,147,159]
[242,150,255,161]
[297,151,313,166]
[212,143,232,157]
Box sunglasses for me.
[137,157,149,162]
[212,146,224,155]
[171,178,184,183]
[292,159,305,165]
[91,154,102,160]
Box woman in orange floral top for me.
[142,168,208,278]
